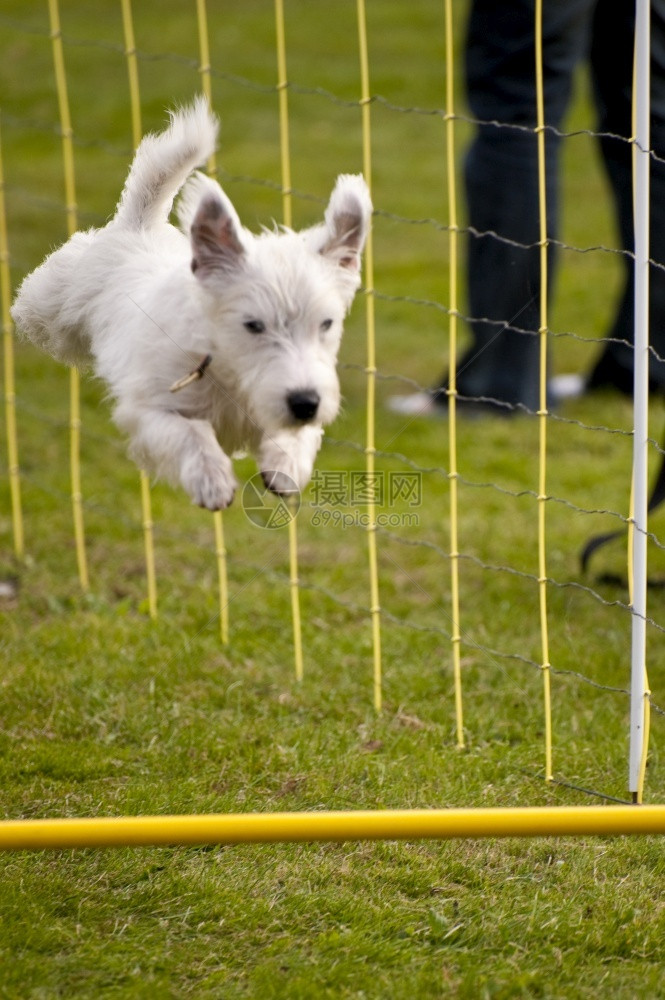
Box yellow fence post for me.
[120,0,158,621]
[47,0,89,592]
[196,0,230,645]
[534,0,553,783]
[356,0,382,713]
[0,116,24,560]
[274,0,304,681]
[444,0,464,749]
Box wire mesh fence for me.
[1,0,664,839]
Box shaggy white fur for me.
[12,97,371,509]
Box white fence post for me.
[629,0,651,798]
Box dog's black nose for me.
[287,390,320,422]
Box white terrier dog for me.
[12,97,371,509]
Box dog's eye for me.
[244,320,266,334]
[320,319,334,332]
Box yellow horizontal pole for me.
[2,806,665,851]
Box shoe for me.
[386,390,513,418]
[388,375,588,419]
[386,391,445,416]
[548,373,587,403]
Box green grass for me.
[2,1,665,997]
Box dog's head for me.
[178,173,372,432]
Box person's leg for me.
[387,0,593,417]
[588,0,665,394]
[454,127,555,411]
[452,0,595,411]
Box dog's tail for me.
[114,96,219,230]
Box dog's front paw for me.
[261,468,300,497]
[182,454,238,510]
[258,428,322,496]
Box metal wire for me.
[3,4,664,813]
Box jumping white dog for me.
[12,97,372,509]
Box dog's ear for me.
[319,174,372,271]
[190,195,245,277]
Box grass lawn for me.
[2,1,665,996]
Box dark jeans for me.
[440,0,665,410]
